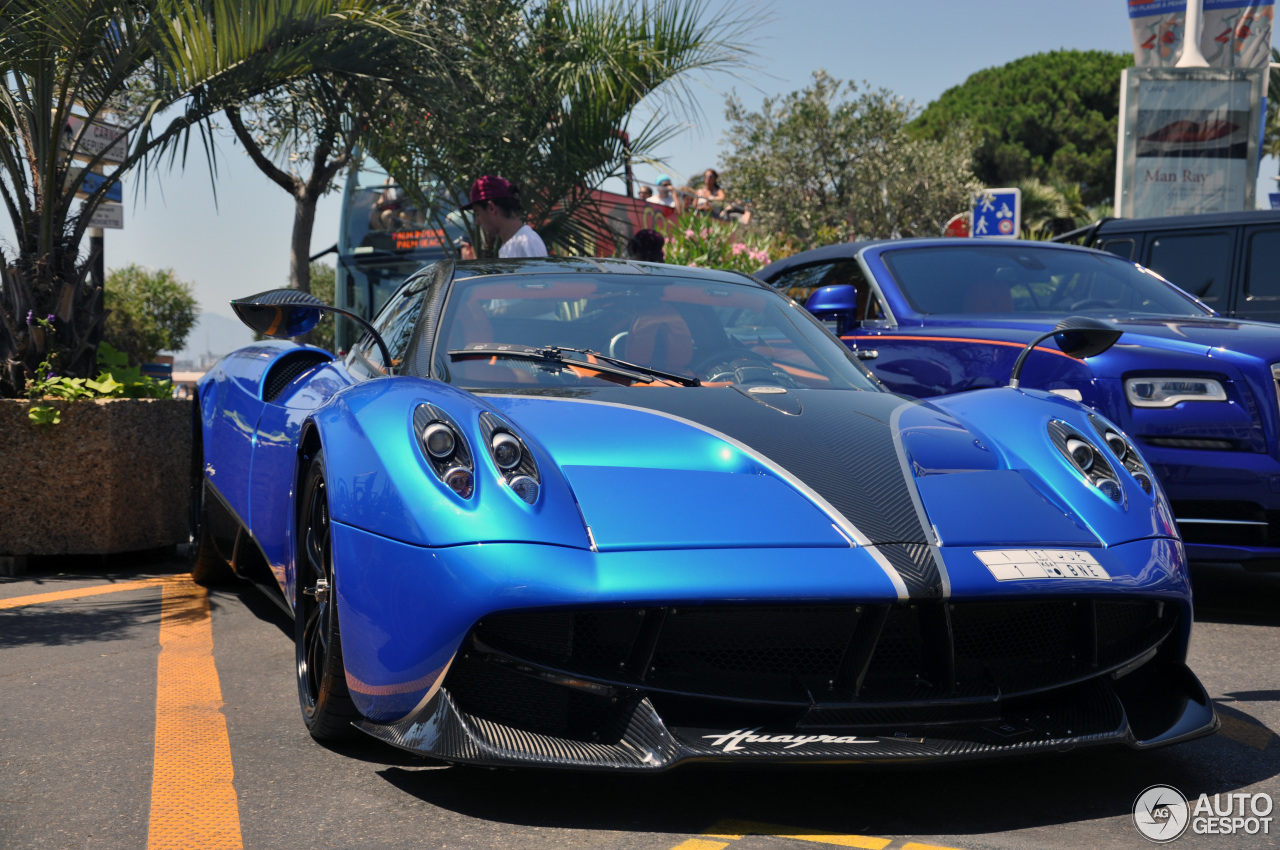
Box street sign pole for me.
[90,227,104,290]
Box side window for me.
[346,278,429,378]
[768,260,882,319]
[1144,231,1233,310]
[1097,238,1135,260]
[1240,229,1280,322]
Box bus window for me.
[335,156,465,351]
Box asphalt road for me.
[2,554,1278,850]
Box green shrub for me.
[104,265,199,365]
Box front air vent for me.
[262,351,331,402]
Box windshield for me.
[880,245,1211,318]
[437,272,882,392]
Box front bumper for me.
[1146,445,1280,568]
[357,662,1217,770]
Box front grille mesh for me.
[465,599,1176,708]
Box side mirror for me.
[1051,315,1124,359]
[231,289,325,339]
[230,288,396,375]
[1009,315,1122,389]
[805,284,859,336]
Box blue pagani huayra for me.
[193,257,1217,769]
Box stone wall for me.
[0,398,191,555]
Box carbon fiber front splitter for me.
[354,663,1218,771]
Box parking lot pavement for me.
[1,556,1279,849]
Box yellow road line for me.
[680,820,967,850]
[0,575,186,610]
[702,820,892,849]
[147,576,243,850]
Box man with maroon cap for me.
[457,175,548,259]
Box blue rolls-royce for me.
[762,239,1280,571]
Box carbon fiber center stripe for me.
[483,389,942,598]
[889,403,950,598]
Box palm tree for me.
[0,0,413,396]
[366,0,752,257]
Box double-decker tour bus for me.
[332,155,675,351]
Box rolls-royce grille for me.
[463,599,1178,710]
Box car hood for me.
[480,386,1147,598]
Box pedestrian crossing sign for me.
[971,188,1021,239]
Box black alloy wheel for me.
[295,449,359,740]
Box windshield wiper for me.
[447,344,700,387]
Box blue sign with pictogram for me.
[971,188,1021,239]
[79,170,122,203]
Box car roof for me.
[450,256,765,288]
[757,237,1109,280]
[1096,209,1280,232]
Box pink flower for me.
[700,228,711,238]
[731,242,747,255]
[686,261,699,267]
[750,249,770,264]
[684,229,695,239]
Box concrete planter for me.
[0,398,191,559]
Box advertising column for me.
[1116,66,1265,216]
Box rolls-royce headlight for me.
[1125,377,1227,407]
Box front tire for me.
[295,449,359,740]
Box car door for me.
[1237,226,1280,324]
[1141,228,1237,315]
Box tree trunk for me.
[291,190,317,294]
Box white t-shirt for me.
[499,224,548,258]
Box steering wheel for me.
[692,349,799,387]
[1068,298,1112,311]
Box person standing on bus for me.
[458,175,547,259]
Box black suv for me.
[1064,209,1280,323]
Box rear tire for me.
[189,445,233,585]
[295,449,360,740]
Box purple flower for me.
[46,314,55,324]
[25,310,33,325]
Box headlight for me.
[1090,416,1158,503]
[1124,376,1227,407]
[423,422,456,459]
[414,404,475,500]
[491,432,522,470]
[1049,420,1125,506]
[479,411,541,505]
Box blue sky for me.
[40,0,1273,327]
